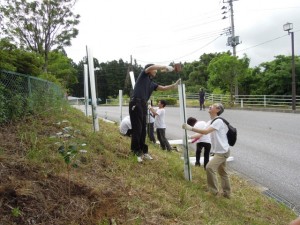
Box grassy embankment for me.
[0,103,297,225]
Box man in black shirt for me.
[129,64,180,162]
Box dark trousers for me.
[129,100,148,156]
[200,100,205,110]
[147,122,156,143]
[125,129,132,137]
[156,128,171,150]
[196,142,211,169]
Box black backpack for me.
[211,117,237,146]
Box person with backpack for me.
[182,103,232,199]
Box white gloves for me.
[182,123,193,131]
[148,105,152,110]
[166,66,174,72]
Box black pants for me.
[196,142,211,169]
[125,129,132,137]
[129,99,148,156]
[156,128,171,151]
[147,122,156,143]
[200,100,205,110]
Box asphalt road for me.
[75,105,300,213]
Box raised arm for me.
[145,65,174,73]
[157,79,181,91]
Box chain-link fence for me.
[0,70,65,124]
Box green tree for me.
[181,52,227,93]
[207,53,248,101]
[238,66,261,95]
[255,55,300,95]
[0,38,17,71]
[0,0,80,72]
[45,51,78,90]
[0,37,43,75]
[14,49,43,76]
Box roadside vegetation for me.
[0,103,297,224]
[1,1,299,224]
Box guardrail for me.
[69,93,300,110]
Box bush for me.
[164,98,177,106]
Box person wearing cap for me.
[182,103,231,198]
[129,64,181,163]
[186,117,211,169]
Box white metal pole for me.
[86,46,99,132]
[129,71,135,90]
[119,90,123,123]
[178,83,192,181]
[84,64,89,116]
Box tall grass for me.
[1,103,297,224]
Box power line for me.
[175,18,224,32]
[135,35,222,64]
[237,29,300,53]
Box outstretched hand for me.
[173,78,181,89]
[182,123,193,131]
[166,66,174,72]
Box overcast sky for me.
[65,0,300,68]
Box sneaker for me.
[143,153,153,160]
[223,193,231,199]
[171,146,178,151]
[137,156,143,163]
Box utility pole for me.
[222,0,241,97]
[283,22,297,111]
[229,0,236,56]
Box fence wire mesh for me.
[0,70,64,124]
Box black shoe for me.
[195,162,201,167]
